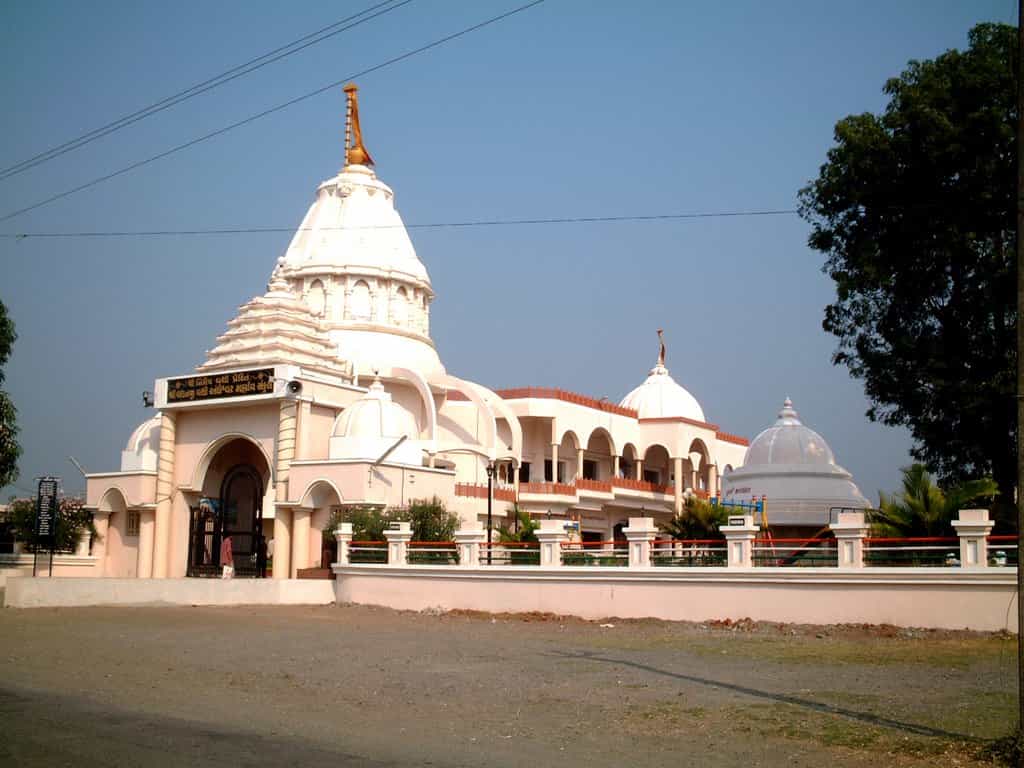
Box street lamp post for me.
[486,461,495,565]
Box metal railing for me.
[987,535,1018,567]
[561,540,628,567]
[863,537,961,567]
[651,539,727,567]
[348,541,388,564]
[406,541,459,565]
[479,541,540,565]
[753,537,837,567]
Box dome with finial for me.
[329,375,424,464]
[743,397,835,466]
[619,330,706,422]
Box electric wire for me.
[0,0,546,224]
[0,208,799,240]
[0,0,413,181]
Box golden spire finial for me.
[343,83,374,167]
[657,328,666,367]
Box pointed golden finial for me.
[657,328,666,367]
[343,83,374,167]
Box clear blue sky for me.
[0,0,1015,501]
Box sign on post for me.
[33,477,59,577]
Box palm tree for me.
[872,464,997,537]
[658,497,728,540]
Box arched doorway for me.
[187,437,270,578]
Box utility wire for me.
[0,0,546,224]
[0,0,413,181]
[0,209,799,240]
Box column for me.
[952,509,995,568]
[454,521,486,567]
[576,448,584,480]
[291,507,311,576]
[830,510,869,568]
[635,459,643,481]
[152,411,176,578]
[672,457,683,514]
[612,455,620,478]
[720,514,758,568]
[334,522,353,566]
[91,512,110,576]
[689,467,698,491]
[623,517,658,568]
[536,519,567,567]
[384,522,412,565]
[550,444,558,483]
[276,400,298,502]
[707,465,718,497]
[137,509,156,579]
[274,507,292,579]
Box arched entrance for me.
[187,437,270,578]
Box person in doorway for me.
[220,535,234,579]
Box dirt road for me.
[0,604,1015,767]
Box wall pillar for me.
[75,529,91,557]
[612,455,620,479]
[720,514,758,568]
[576,448,584,480]
[276,400,298,503]
[672,457,683,514]
[384,522,412,565]
[454,521,485,567]
[707,465,718,497]
[91,511,110,577]
[550,443,558,483]
[623,517,657,568]
[136,509,156,579]
[152,411,177,578]
[273,507,292,579]
[291,507,311,576]
[830,510,868,568]
[334,522,353,565]
[952,509,995,569]
[536,519,566,567]
[635,459,643,481]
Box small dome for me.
[121,416,161,472]
[619,330,705,422]
[744,398,835,466]
[333,377,417,440]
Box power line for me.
[0,0,413,182]
[0,0,546,224]
[0,209,799,240]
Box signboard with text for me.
[166,368,275,404]
[35,477,58,541]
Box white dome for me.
[283,165,430,286]
[620,362,705,422]
[334,378,417,439]
[121,416,161,472]
[744,398,835,466]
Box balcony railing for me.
[495,387,639,418]
[610,477,672,495]
[518,482,576,496]
[575,478,612,493]
[454,482,516,502]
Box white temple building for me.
[721,398,870,533]
[81,85,750,579]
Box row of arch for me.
[303,277,430,333]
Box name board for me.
[166,368,275,404]
[36,478,59,539]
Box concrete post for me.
[536,519,567,567]
[291,507,311,576]
[454,521,486,567]
[136,509,156,579]
[75,529,91,557]
[333,522,353,565]
[830,510,869,568]
[152,411,177,578]
[623,517,658,568]
[384,522,412,565]
[720,514,758,568]
[273,507,292,579]
[951,509,995,568]
[91,511,109,577]
[672,457,683,514]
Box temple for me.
[82,85,752,579]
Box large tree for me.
[0,299,18,489]
[798,23,1016,501]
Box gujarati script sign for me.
[36,477,59,540]
[166,368,275,404]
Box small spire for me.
[657,329,666,367]
[343,83,374,167]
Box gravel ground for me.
[0,604,1016,767]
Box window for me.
[350,280,371,321]
[307,279,326,316]
[582,460,598,481]
[518,462,531,483]
[643,469,660,485]
[126,511,141,537]
[544,460,565,483]
[392,286,408,326]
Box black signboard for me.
[166,368,275,404]
[33,477,59,577]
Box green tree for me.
[871,463,998,537]
[658,497,728,540]
[407,496,459,542]
[798,23,1016,504]
[496,505,538,544]
[7,496,98,552]
[0,300,19,489]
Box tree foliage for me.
[798,23,1016,500]
[328,497,457,542]
[6,497,98,552]
[870,463,997,537]
[497,505,539,543]
[658,496,729,540]
[0,300,19,489]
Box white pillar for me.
[951,509,995,568]
[576,448,584,480]
[830,510,869,568]
[707,465,718,497]
[454,521,485,567]
[612,455,620,478]
[550,444,558,483]
[720,514,758,568]
[536,519,567,567]
[623,517,658,568]
[152,411,176,578]
[273,507,292,579]
[334,522,353,565]
[635,459,643,481]
[672,457,683,514]
[291,507,311,576]
[384,522,412,565]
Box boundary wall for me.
[332,564,1019,633]
[4,577,335,608]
